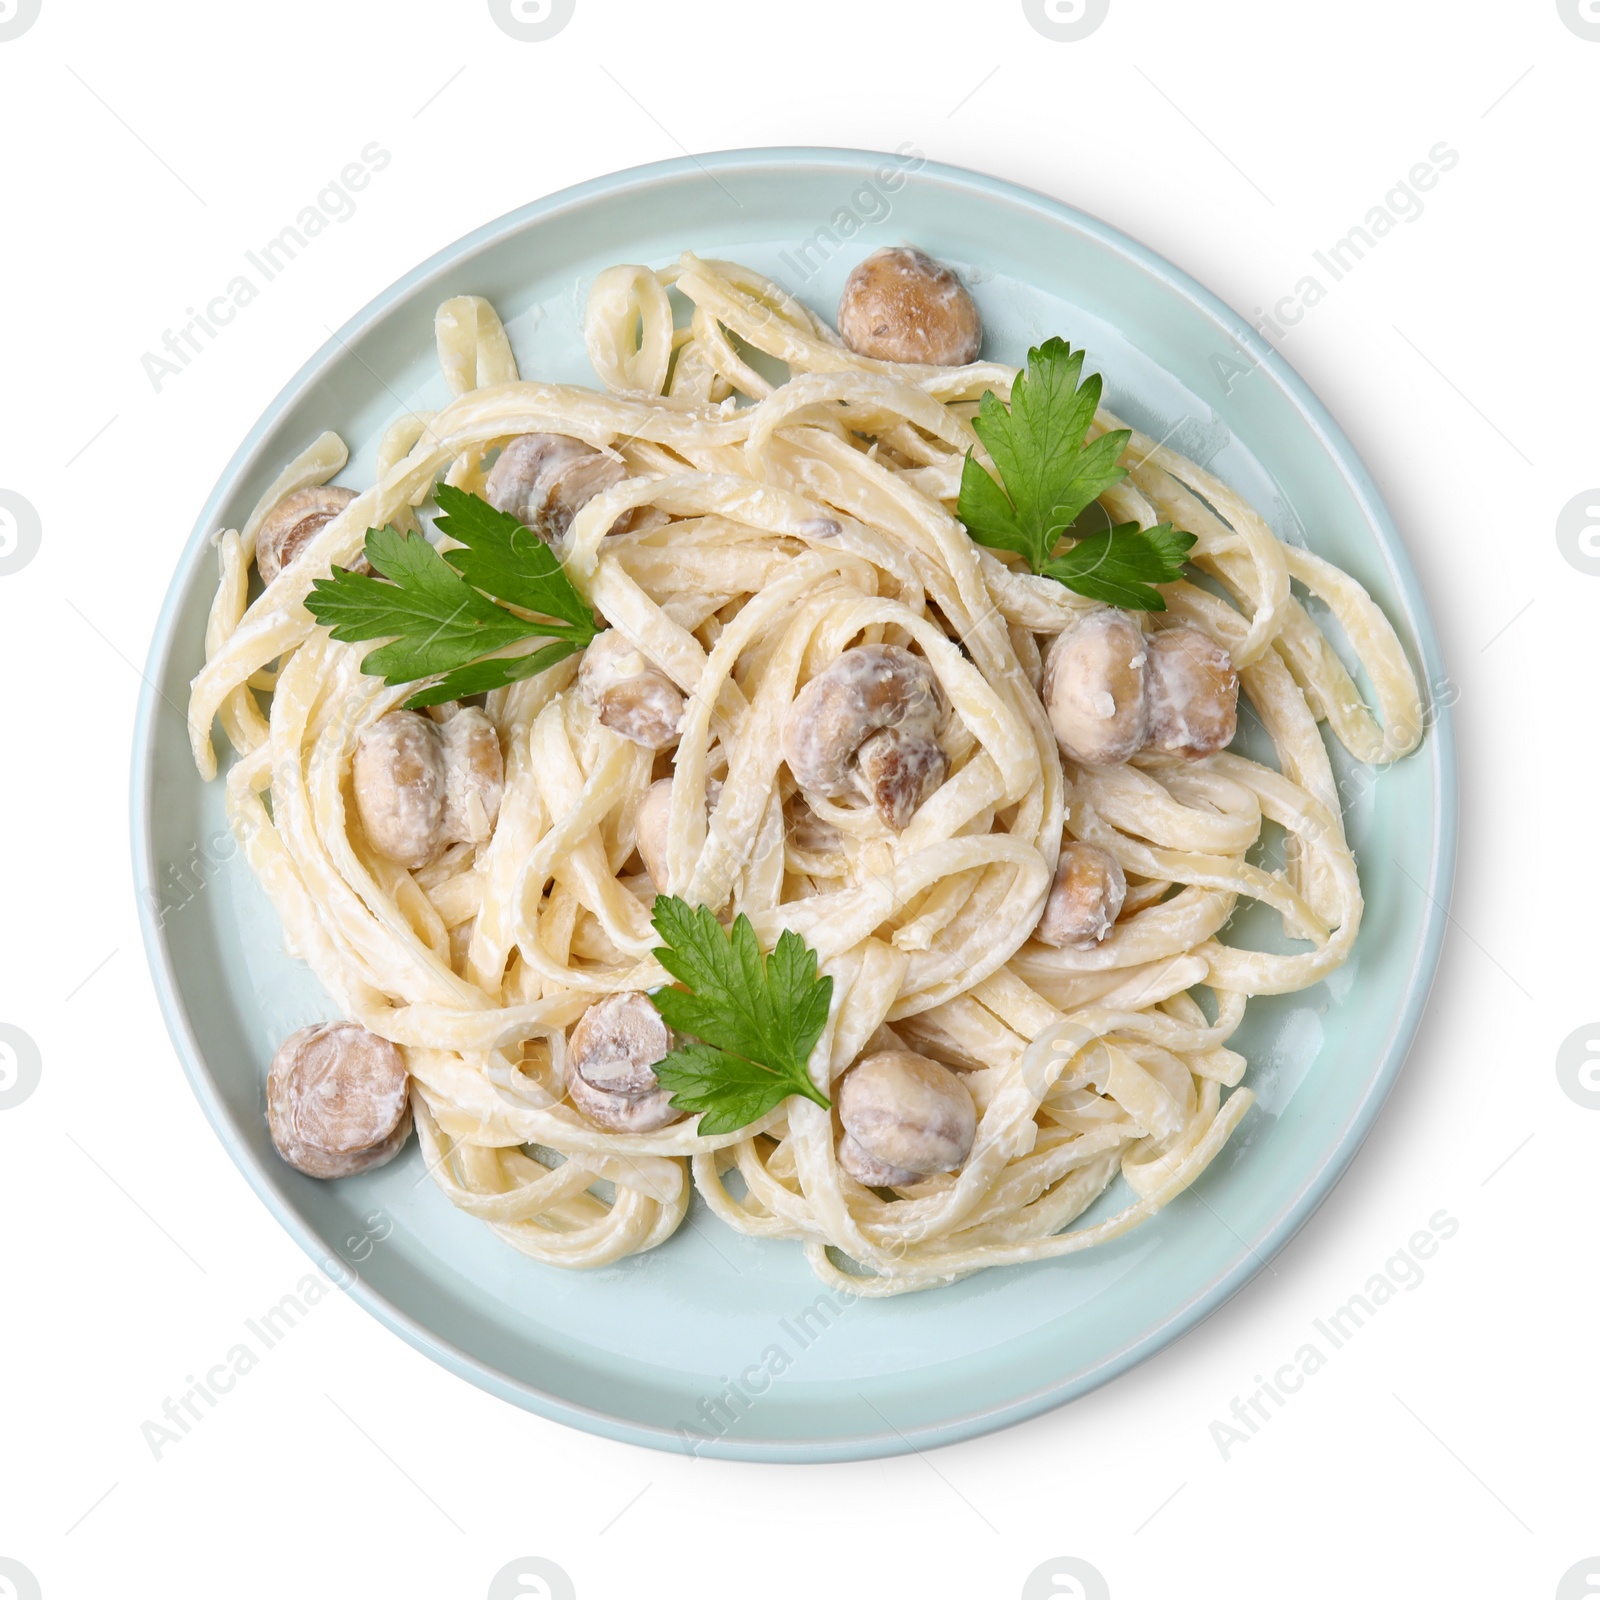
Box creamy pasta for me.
[187,249,1424,1296]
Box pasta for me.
[187,250,1425,1297]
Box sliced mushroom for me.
[781,644,949,831]
[353,707,504,869]
[1041,609,1150,766]
[565,992,682,1133]
[257,486,359,586]
[1143,627,1239,760]
[836,1049,976,1188]
[483,432,626,545]
[579,630,685,749]
[837,247,982,366]
[267,1021,411,1179]
[1033,841,1127,948]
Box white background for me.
[0,1,1593,1596]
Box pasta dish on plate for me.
[185,244,1424,1297]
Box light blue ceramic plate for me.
[133,148,1455,1462]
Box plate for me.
[133,148,1456,1462]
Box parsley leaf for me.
[957,336,1196,611]
[402,639,591,710]
[304,486,600,709]
[309,525,533,678]
[649,1043,815,1140]
[431,484,599,630]
[1042,521,1198,611]
[645,896,833,1136]
[959,336,1128,562]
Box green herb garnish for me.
[956,336,1197,610]
[305,484,600,708]
[645,896,833,1136]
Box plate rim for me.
[131,144,1458,1463]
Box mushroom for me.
[483,432,627,545]
[788,803,843,859]
[267,1021,412,1179]
[837,247,982,366]
[1041,609,1150,766]
[836,1049,977,1188]
[437,706,505,846]
[854,725,949,832]
[352,706,503,869]
[565,992,682,1133]
[781,644,949,831]
[579,630,685,749]
[1143,627,1239,759]
[633,775,724,892]
[634,779,674,890]
[256,485,359,585]
[1033,841,1127,948]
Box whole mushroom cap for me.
[1033,841,1128,948]
[1041,609,1150,766]
[353,711,448,869]
[1144,627,1239,760]
[836,1049,976,1187]
[437,706,505,845]
[781,644,949,831]
[837,247,983,367]
[267,1021,412,1180]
